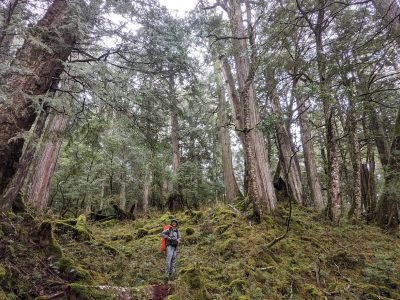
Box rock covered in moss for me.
[52,257,91,282]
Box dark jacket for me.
[161,227,181,247]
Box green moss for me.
[68,283,112,299]
[303,284,324,298]
[229,279,246,293]
[110,234,133,242]
[137,228,149,238]
[0,291,8,300]
[97,219,117,228]
[53,257,91,282]
[0,265,6,282]
[214,224,229,235]
[181,265,204,289]
[37,221,63,258]
[148,227,162,235]
[95,240,119,255]
[185,233,200,245]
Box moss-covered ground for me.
[0,204,399,299]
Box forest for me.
[0,0,399,299]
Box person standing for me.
[161,219,181,279]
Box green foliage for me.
[52,257,91,282]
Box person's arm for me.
[177,230,181,242]
[160,229,171,239]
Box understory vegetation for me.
[0,203,399,299]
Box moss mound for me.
[1,205,400,299]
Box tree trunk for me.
[371,0,400,229]
[142,161,152,215]
[214,55,242,202]
[226,0,277,214]
[85,193,92,215]
[220,56,249,194]
[0,0,78,205]
[119,174,127,211]
[367,104,390,167]
[346,100,362,219]
[25,112,68,214]
[0,111,48,209]
[312,0,342,223]
[170,75,180,179]
[266,70,305,205]
[376,109,400,229]
[295,80,325,210]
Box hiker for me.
[160,219,181,278]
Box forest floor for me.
[0,203,399,300]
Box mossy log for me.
[90,204,134,221]
[54,215,93,241]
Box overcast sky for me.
[159,0,197,17]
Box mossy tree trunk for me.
[377,109,400,229]
[0,0,79,209]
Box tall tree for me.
[371,0,400,228]
[0,0,82,209]
[211,0,277,219]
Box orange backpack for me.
[160,224,171,252]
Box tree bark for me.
[170,75,180,178]
[376,109,400,229]
[142,161,152,215]
[119,173,127,211]
[0,111,48,209]
[217,66,243,202]
[266,70,305,205]
[309,0,342,223]
[25,112,68,214]
[371,0,400,229]
[0,0,78,205]
[211,49,243,202]
[225,0,277,214]
[346,104,362,219]
[295,80,325,210]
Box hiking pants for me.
[165,245,177,276]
